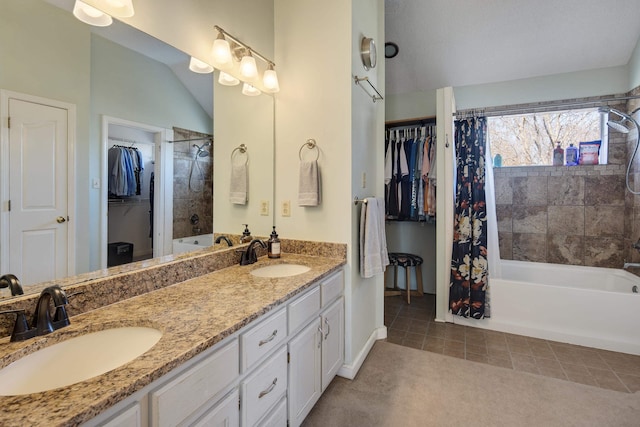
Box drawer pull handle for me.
[259,330,278,346]
[324,318,331,340]
[258,378,278,398]
[317,326,323,348]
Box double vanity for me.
[0,241,346,426]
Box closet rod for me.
[108,136,151,145]
[454,94,640,118]
[385,116,436,128]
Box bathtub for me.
[452,260,640,355]
[172,234,213,255]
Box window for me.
[488,108,605,167]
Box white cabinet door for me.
[192,389,239,427]
[287,318,322,427]
[321,296,344,392]
[99,403,140,427]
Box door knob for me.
[56,216,66,223]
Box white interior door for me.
[6,97,70,285]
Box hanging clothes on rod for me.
[384,123,437,222]
[108,144,145,197]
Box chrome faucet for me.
[0,274,23,296]
[32,285,69,336]
[215,235,233,247]
[623,261,640,269]
[240,239,267,265]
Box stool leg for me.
[393,265,399,290]
[405,266,410,305]
[416,264,424,296]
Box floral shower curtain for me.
[449,116,491,319]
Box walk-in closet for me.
[384,118,437,297]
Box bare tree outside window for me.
[488,109,602,166]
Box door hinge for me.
[7,200,10,212]
[287,352,290,364]
[7,117,10,129]
[238,396,241,411]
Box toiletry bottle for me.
[268,226,281,258]
[565,143,579,166]
[241,224,252,243]
[553,142,564,166]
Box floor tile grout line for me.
[384,295,636,394]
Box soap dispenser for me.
[241,224,252,243]
[553,142,564,166]
[268,226,281,259]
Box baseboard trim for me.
[337,326,387,380]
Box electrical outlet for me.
[281,200,291,217]
[260,200,269,216]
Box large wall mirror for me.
[0,0,275,298]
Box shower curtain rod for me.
[167,137,213,143]
[454,94,640,118]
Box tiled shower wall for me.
[173,127,214,239]
[494,92,640,269]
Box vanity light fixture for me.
[188,57,214,74]
[73,0,113,27]
[212,25,279,95]
[239,50,258,80]
[263,63,280,93]
[211,32,233,69]
[218,71,240,86]
[103,0,135,18]
[242,82,261,97]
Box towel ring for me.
[299,139,319,161]
[231,144,248,165]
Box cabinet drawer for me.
[241,346,288,427]
[321,270,344,307]
[288,286,320,333]
[257,396,287,427]
[150,339,239,427]
[241,308,287,372]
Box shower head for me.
[193,142,211,158]
[607,119,630,134]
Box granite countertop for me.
[0,253,345,426]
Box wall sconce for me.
[212,25,279,95]
[189,57,213,74]
[72,0,134,27]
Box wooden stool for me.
[384,252,424,304]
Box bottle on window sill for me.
[553,142,564,166]
[565,143,579,166]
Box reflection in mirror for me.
[0,0,275,299]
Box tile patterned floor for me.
[384,294,640,393]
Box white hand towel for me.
[360,197,389,278]
[229,162,248,205]
[298,160,320,206]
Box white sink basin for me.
[250,264,311,278]
[0,326,162,396]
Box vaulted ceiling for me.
[385,0,640,95]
